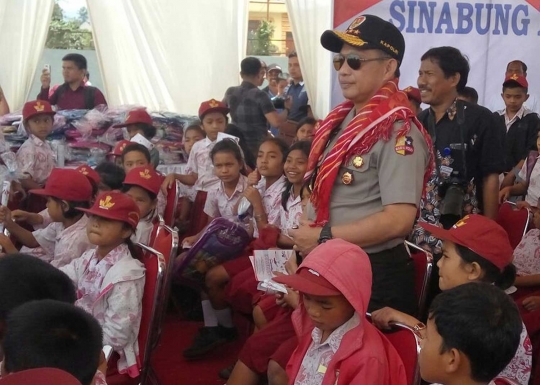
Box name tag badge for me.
[440,165,453,178]
[318,364,327,374]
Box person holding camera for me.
[223,57,292,157]
[411,47,505,255]
[289,15,433,316]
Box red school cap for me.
[22,100,55,121]
[30,168,92,202]
[403,86,422,104]
[75,165,101,185]
[198,99,230,120]
[420,214,513,271]
[123,166,161,195]
[503,73,528,89]
[0,368,82,385]
[110,140,131,156]
[77,191,140,229]
[113,109,153,128]
[273,267,341,297]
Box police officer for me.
[411,47,505,256]
[289,15,433,315]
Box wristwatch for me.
[317,223,333,244]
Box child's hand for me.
[371,307,411,330]
[517,201,532,210]
[10,181,26,200]
[161,173,177,195]
[522,296,540,312]
[285,253,299,275]
[183,235,197,248]
[243,186,261,205]
[0,234,17,254]
[0,206,13,225]
[498,187,511,204]
[11,210,41,225]
[247,169,261,186]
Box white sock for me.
[214,307,234,328]
[202,300,218,327]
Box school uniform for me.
[223,176,287,316]
[184,138,221,235]
[16,134,55,186]
[60,243,145,378]
[203,174,248,221]
[20,214,91,268]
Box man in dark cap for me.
[290,14,433,315]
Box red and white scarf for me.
[307,79,434,226]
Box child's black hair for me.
[260,137,289,163]
[121,143,151,164]
[121,184,158,221]
[3,300,102,385]
[131,123,157,140]
[225,124,256,170]
[295,117,317,132]
[0,254,76,336]
[95,161,126,190]
[503,81,528,95]
[210,138,246,177]
[51,197,91,219]
[281,141,311,211]
[428,282,522,383]
[458,86,479,104]
[184,122,206,138]
[455,244,516,290]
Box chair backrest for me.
[136,243,166,383]
[496,202,530,249]
[383,322,422,385]
[163,180,180,227]
[405,241,433,319]
[150,222,179,345]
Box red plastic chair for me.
[137,244,166,385]
[496,202,530,249]
[150,222,179,344]
[382,322,422,385]
[0,368,82,385]
[163,180,180,227]
[405,241,433,319]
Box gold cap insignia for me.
[34,102,45,112]
[139,169,152,179]
[79,167,89,175]
[209,99,219,108]
[510,74,519,80]
[99,195,115,210]
[453,215,469,228]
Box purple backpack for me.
[174,217,251,289]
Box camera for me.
[272,96,285,109]
[438,171,467,217]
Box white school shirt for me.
[204,174,248,221]
[185,138,220,192]
[16,135,55,185]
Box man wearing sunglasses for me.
[289,14,434,317]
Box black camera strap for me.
[428,100,468,181]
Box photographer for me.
[411,46,505,253]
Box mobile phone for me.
[44,64,51,72]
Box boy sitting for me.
[419,282,522,385]
[273,239,406,385]
[1,299,102,385]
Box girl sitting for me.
[60,191,145,378]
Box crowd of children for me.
[2,85,540,385]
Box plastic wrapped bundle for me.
[69,106,112,140]
[174,217,251,290]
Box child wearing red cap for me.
[271,239,407,385]
[372,215,531,385]
[121,166,161,245]
[0,169,93,268]
[495,74,540,174]
[113,109,160,168]
[108,140,131,166]
[60,191,145,378]
[17,100,56,192]
[161,99,230,235]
